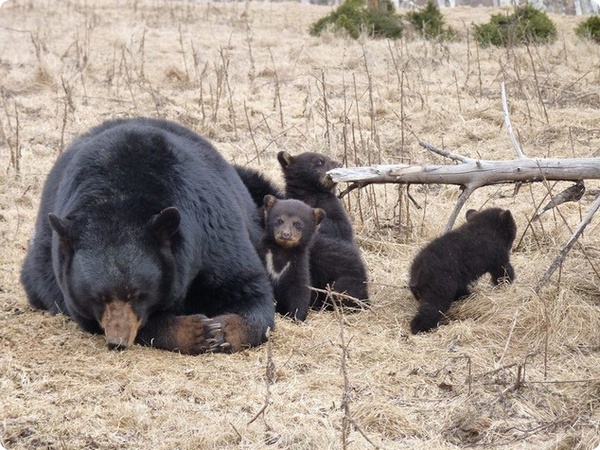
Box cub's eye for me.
[316,159,325,167]
[293,221,303,230]
[277,218,284,225]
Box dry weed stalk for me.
[327,289,378,450]
[219,46,238,139]
[1,94,21,178]
[247,328,275,444]
[268,47,284,130]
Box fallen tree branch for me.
[535,192,600,292]
[329,150,600,230]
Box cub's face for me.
[278,151,343,192]
[262,196,325,248]
[268,213,308,248]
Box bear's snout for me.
[100,299,141,351]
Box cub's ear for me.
[151,207,180,242]
[465,209,478,221]
[501,209,514,224]
[313,208,326,226]
[263,195,277,210]
[277,151,293,170]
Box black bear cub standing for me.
[277,151,354,243]
[259,195,324,321]
[409,208,517,334]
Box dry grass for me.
[1,1,599,449]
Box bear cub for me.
[409,207,517,334]
[277,151,354,243]
[309,235,370,310]
[259,195,324,321]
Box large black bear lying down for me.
[277,151,354,243]
[409,208,517,334]
[21,117,275,354]
[258,195,324,321]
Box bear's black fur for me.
[277,151,354,243]
[21,117,275,354]
[234,164,284,208]
[258,195,324,321]
[408,207,517,334]
[309,235,370,310]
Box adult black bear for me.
[258,195,324,321]
[277,151,354,243]
[409,208,517,334]
[21,117,275,354]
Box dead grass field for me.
[0,1,599,449]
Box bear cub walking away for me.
[277,151,354,243]
[259,195,324,321]
[409,207,517,334]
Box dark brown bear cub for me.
[277,151,353,243]
[259,195,324,321]
[409,208,517,334]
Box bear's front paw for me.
[171,314,228,355]
[210,314,250,353]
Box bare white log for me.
[330,155,600,186]
[330,148,600,230]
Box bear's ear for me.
[465,209,478,221]
[501,210,514,223]
[48,213,74,253]
[48,213,70,240]
[313,208,326,226]
[277,151,294,170]
[151,207,180,242]
[263,195,277,211]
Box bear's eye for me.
[316,159,324,167]
[276,218,284,225]
[293,221,303,230]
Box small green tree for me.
[310,0,403,40]
[575,15,600,44]
[474,5,557,47]
[406,0,456,40]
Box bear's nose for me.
[106,336,128,351]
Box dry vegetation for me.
[0,1,599,449]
